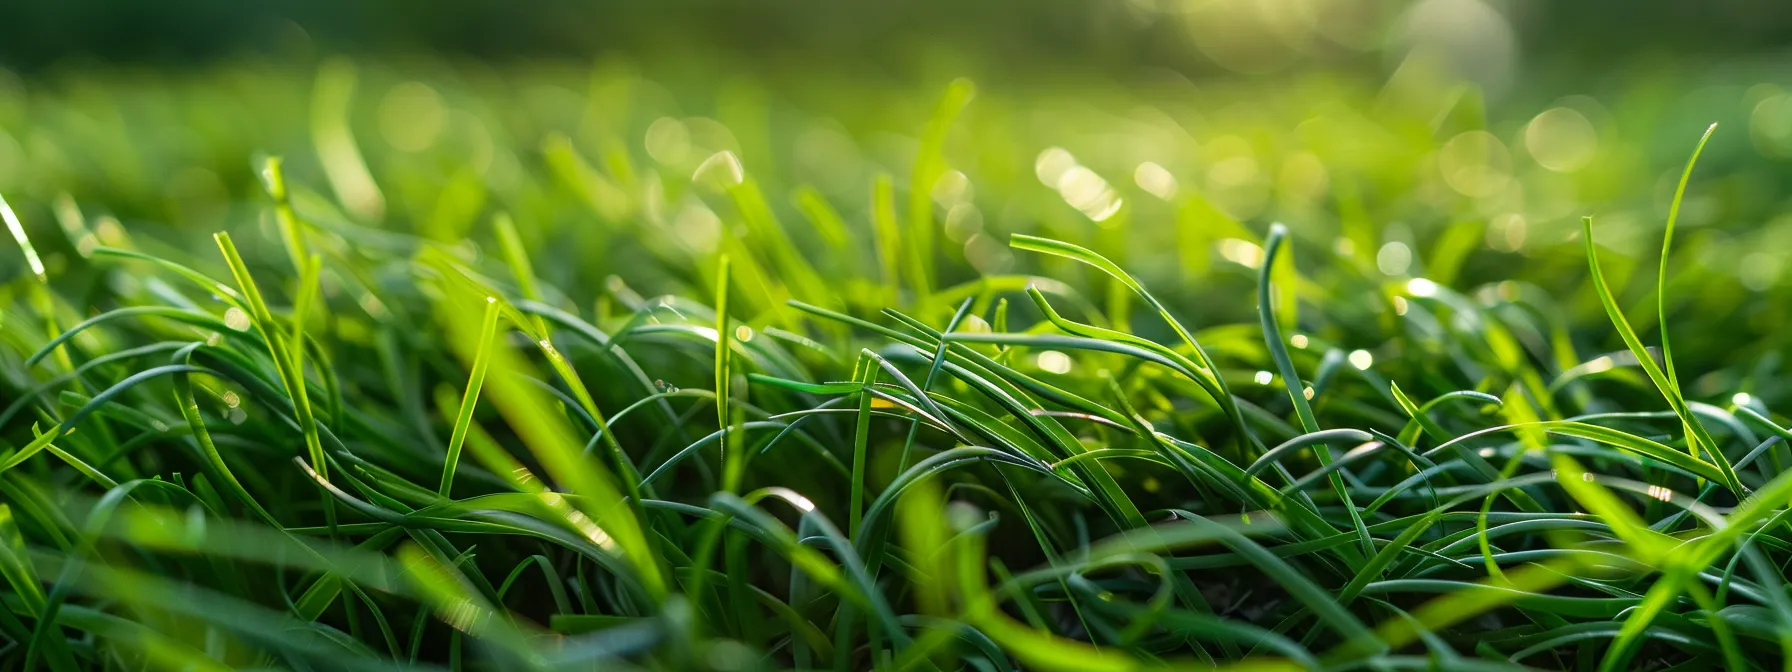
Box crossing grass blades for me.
[2,111,1791,672]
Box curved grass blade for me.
[1259,224,1374,564]
[1582,216,1740,494]
[439,297,501,497]
[1654,123,1716,396]
[1009,233,1254,451]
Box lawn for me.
[3,55,1792,671]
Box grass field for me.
[4,58,1792,671]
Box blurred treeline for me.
[3,0,1791,77]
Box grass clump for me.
[2,69,1792,672]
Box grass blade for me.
[1259,223,1375,564]
[440,297,501,497]
[1582,217,1741,494]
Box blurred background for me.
[2,0,1792,388]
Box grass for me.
[3,59,1792,671]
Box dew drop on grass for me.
[224,307,251,331]
[1036,350,1072,374]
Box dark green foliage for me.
[2,70,1791,672]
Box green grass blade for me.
[715,255,741,491]
[849,351,876,538]
[494,212,552,336]
[1581,217,1741,494]
[1655,123,1717,394]
[1009,233,1255,452]
[1,191,47,282]
[214,233,329,478]
[1259,223,1375,564]
[439,297,501,497]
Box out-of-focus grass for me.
[4,59,1791,364]
[3,56,1792,670]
